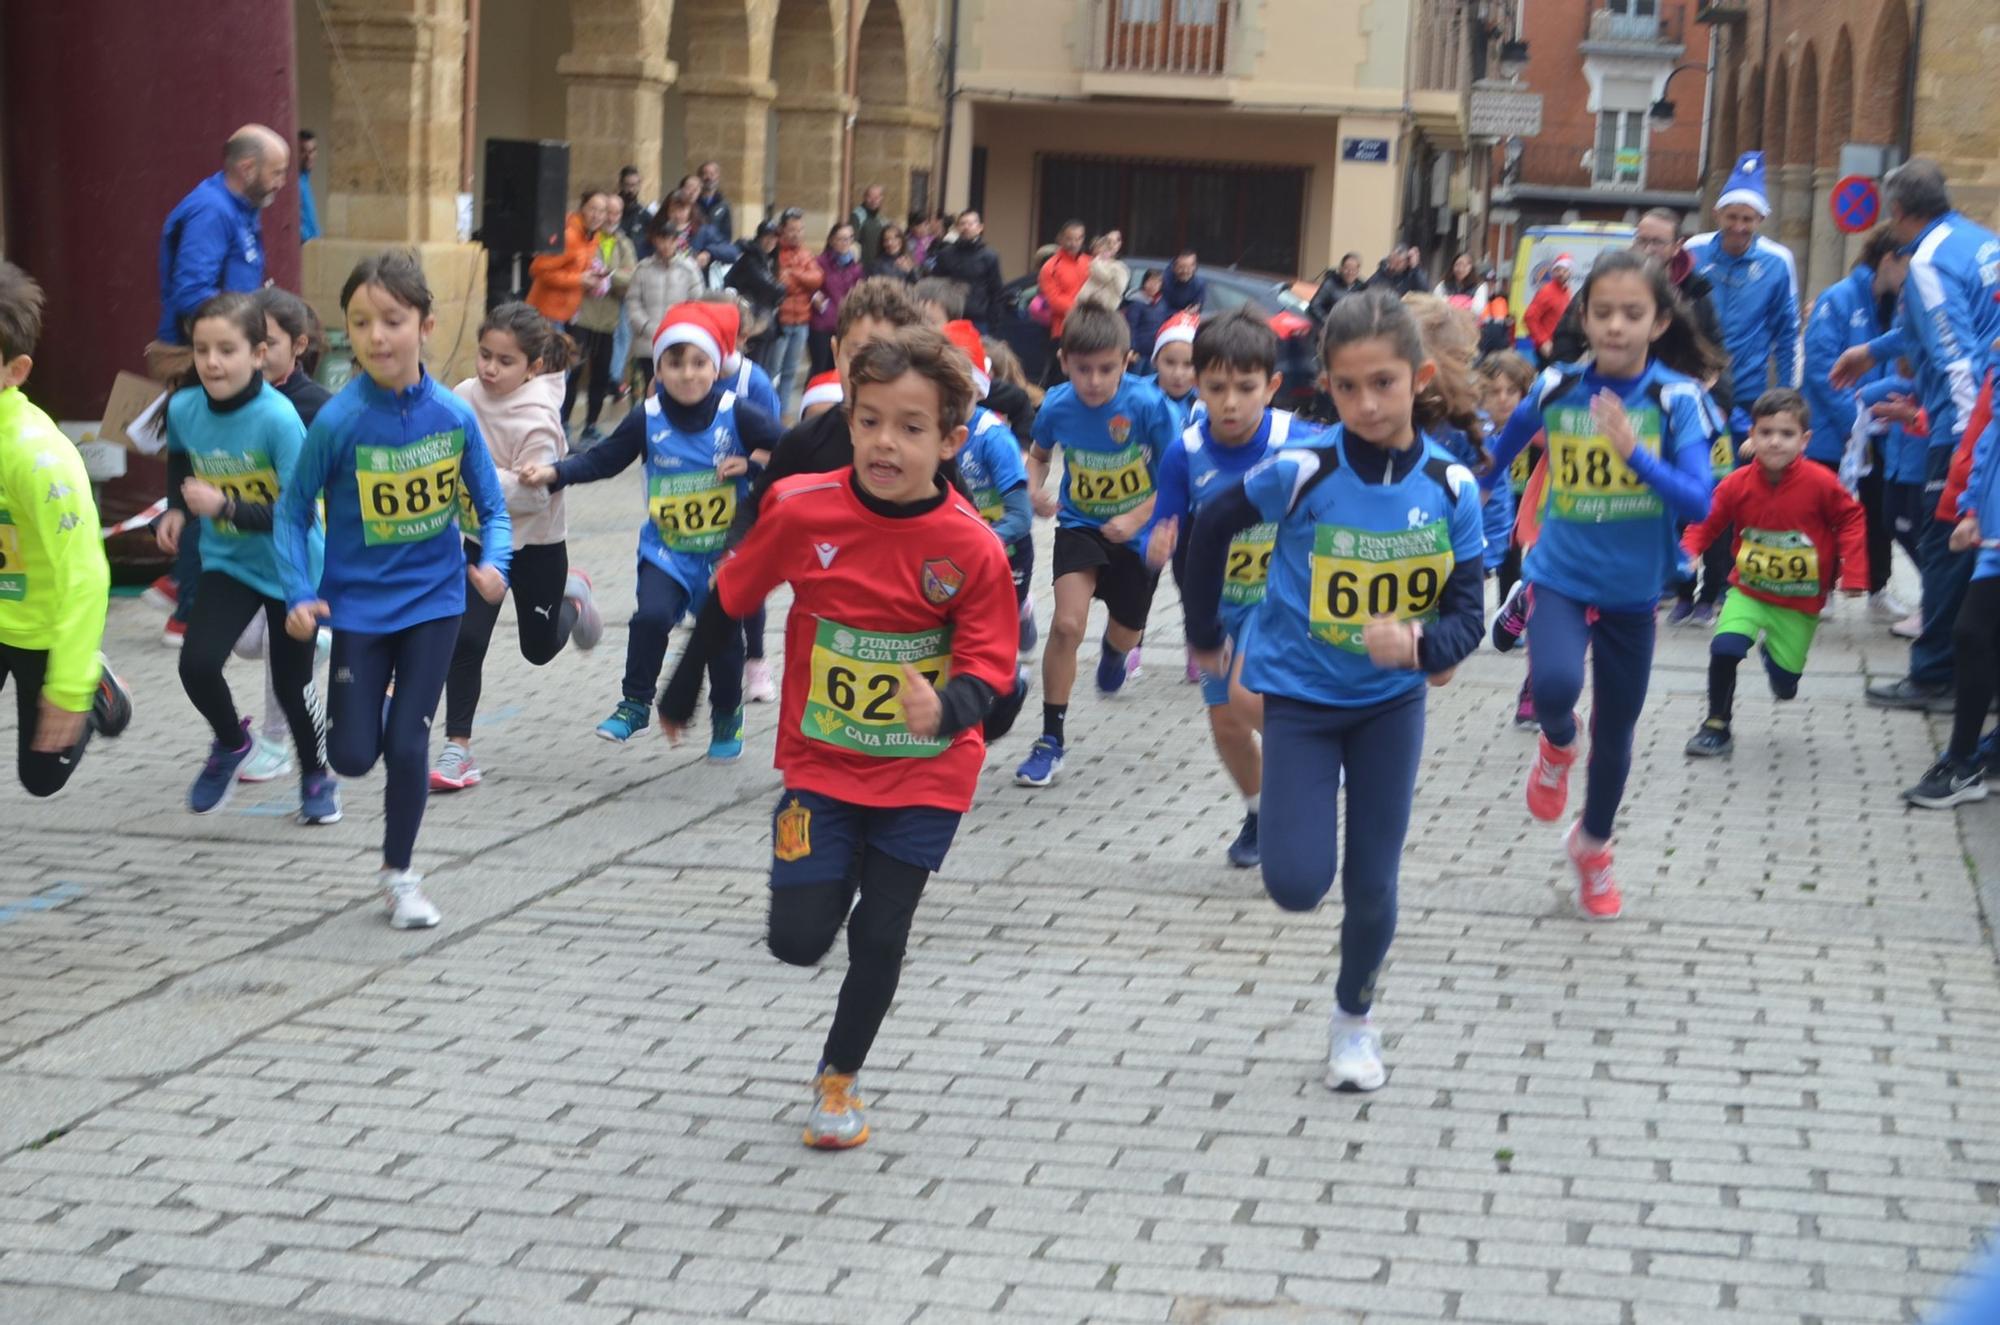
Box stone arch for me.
[1857,0,1910,145]
[1787,43,1818,166]
[852,0,927,225]
[1738,64,1765,161]
[1821,27,1854,168]
[855,0,913,115]
[772,0,847,226]
[1764,56,1788,166]
[1714,64,1740,179]
[668,0,773,230]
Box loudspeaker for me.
[482,139,570,256]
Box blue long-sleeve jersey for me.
[1802,264,1886,464]
[1684,231,1800,433]
[1859,375,1928,484]
[155,173,265,346]
[1483,360,1717,610]
[277,371,512,634]
[1865,212,2000,451]
[957,407,1030,550]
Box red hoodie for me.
[1682,457,1867,616]
[1939,368,1994,522]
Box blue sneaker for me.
[1665,596,1695,627]
[596,698,650,743]
[189,718,255,814]
[1226,812,1260,868]
[299,771,342,825]
[709,708,745,762]
[1095,637,1128,695]
[1019,601,1039,654]
[1015,736,1065,787]
[1687,602,1718,628]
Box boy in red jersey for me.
[1682,388,1866,757]
[658,327,1017,1149]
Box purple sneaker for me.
[1491,581,1529,653]
[189,718,255,815]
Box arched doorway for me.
[668,0,769,233]
[1783,43,1818,283]
[852,0,929,229]
[1857,0,1910,148]
[772,0,846,230]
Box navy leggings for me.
[1524,584,1654,841]
[625,561,744,714]
[328,615,459,871]
[1260,689,1424,1017]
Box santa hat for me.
[942,320,992,398]
[1550,252,1576,272]
[1716,151,1771,218]
[652,302,739,372]
[801,370,843,411]
[1152,311,1199,362]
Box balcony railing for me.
[1513,141,1702,193]
[1584,5,1684,48]
[1092,0,1231,77]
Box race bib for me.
[1545,403,1662,523]
[1066,442,1153,519]
[1222,521,1277,608]
[1309,520,1454,653]
[1710,431,1735,479]
[1509,447,1532,494]
[188,451,280,538]
[356,432,463,546]
[1735,528,1820,597]
[649,470,735,554]
[802,619,953,758]
[0,509,23,601]
[456,482,480,537]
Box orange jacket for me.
[1522,280,1571,352]
[1038,250,1092,338]
[527,214,596,324]
[778,242,825,326]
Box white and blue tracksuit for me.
[1685,232,1800,437]
[1802,264,1886,465]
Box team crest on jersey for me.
[1108,414,1131,444]
[921,558,966,604]
[774,797,812,861]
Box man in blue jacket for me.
[1831,160,2000,710]
[153,125,289,353]
[1160,250,1209,313]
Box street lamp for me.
[1649,62,1706,132]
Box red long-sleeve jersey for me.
[1681,458,1867,615]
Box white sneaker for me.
[745,659,777,704]
[236,734,293,783]
[1326,1013,1386,1092]
[1891,610,1923,640]
[1870,589,1911,623]
[382,870,441,929]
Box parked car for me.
[990,257,1320,416]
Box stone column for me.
[310,0,486,384]
[1912,0,2000,230]
[680,74,778,228]
[560,0,674,197]
[774,90,852,234]
[1806,165,1845,304]
[852,105,944,222]
[1773,163,1812,272]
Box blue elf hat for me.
[1717,151,1770,217]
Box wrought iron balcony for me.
[1091,0,1231,77]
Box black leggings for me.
[768,846,930,1074]
[562,327,614,428]
[1948,575,2000,761]
[1812,454,1891,593]
[743,604,768,661]
[180,571,325,773]
[624,561,744,713]
[444,540,572,740]
[329,615,459,870]
[0,642,92,797]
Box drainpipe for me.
[840,0,862,213]
[461,0,481,199]
[1695,1,1715,191]
[1899,0,1924,159]
[936,0,962,207]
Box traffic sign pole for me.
[1830,174,1881,235]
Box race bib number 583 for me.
[1308,521,1453,652]
[802,620,953,758]
[357,432,463,546]
[1545,402,1662,523]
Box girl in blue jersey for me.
[1481,251,1725,920]
[1183,290,1486,1093]
[156,293,334,822]
[277,252,513,931]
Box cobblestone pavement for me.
[2,465,1997,1325]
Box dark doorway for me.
[1035,154,1306,275]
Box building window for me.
[1606,0,1657,14]
[1594,110,1645,186]
[1118,0,1162,19]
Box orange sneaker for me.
[1566,823,1622,921]
[1525,730,1577,821]
[803,1071,870,1149]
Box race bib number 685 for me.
[357,432,463,546]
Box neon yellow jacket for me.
[0,388,108,711]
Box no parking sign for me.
[1831,174,1881,234]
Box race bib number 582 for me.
[357,432,463,546]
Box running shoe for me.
[1491,580,1529,652]
[1015,736,1065,787]
[1869,589,1910,623]
[161,618,187,649]
[237,734,293,783]
[1095,637,1128,695]
[141,576,179,614]
[1226,811,1260,868]
[1566,823,1623,920]
[744,659,777,704]
[91,658,132,739]
[579,425,604,448]
[1866,677,1953,711]
[1125,646,1143,683]
[382,869,441,929]
[1184,648,1201,685]
[1891,611,1923,640]
[1686,602,1717,627]
[1018,600,1039,654]
[1904,755,1988,809]
[188,718,255,815]
[1326,1014,1386,1092]
[1664,596,1695,627]
[803,1070,870,1149]
[566,569,603,651]
[1512,684,1538,731]
[429,741,482,791]
[709,708,745,762]
[1525,730,1577,821]
[299,772,342,825]
[1684,720,1733,758]
[596,698,650,743]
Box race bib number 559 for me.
[802,620,953,758]
[357,432,463,546]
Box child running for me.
[656,327,1017,1148]
[1683,389,1865,757]
[1482,250,1725,919]
[1142,309,1296,867]
[520,301,779,757]
[1479,351,1543,735]
[157,292,336,820]
[942,320,1032,707]
[432,303,604,791]
[1181,289,1485,1091]
[0,261,130,797]
[1016,303,1180,786]
[276,250,513,930]
[1151,311,1200,431]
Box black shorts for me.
[1052,525,1160,633]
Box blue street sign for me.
[1342,138,1391,164]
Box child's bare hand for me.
[1101,511,1140,544]
[1951,516,1982,553]
[1590,390,1639,460]
[516,463,557,488]
[286,600,330,641]
[1144,516,1177,571]
[717,455,749,479]
[154,509,185,554]
[658,715,687,745]
[1427,666,1457,688]
[468,563,506,604]
[181,478,225,518]
[1031,489,1058,519]
[1362,615,1419,670]
[899,665,943,738]
[31,697,85,753]
[1191,646,1226,678]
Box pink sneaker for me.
[1525,730,1576,821]
[1125,646,1143,683]
[1566,823,1622,920]
[1512,686,1537,731]
[1184,648,1201,685]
